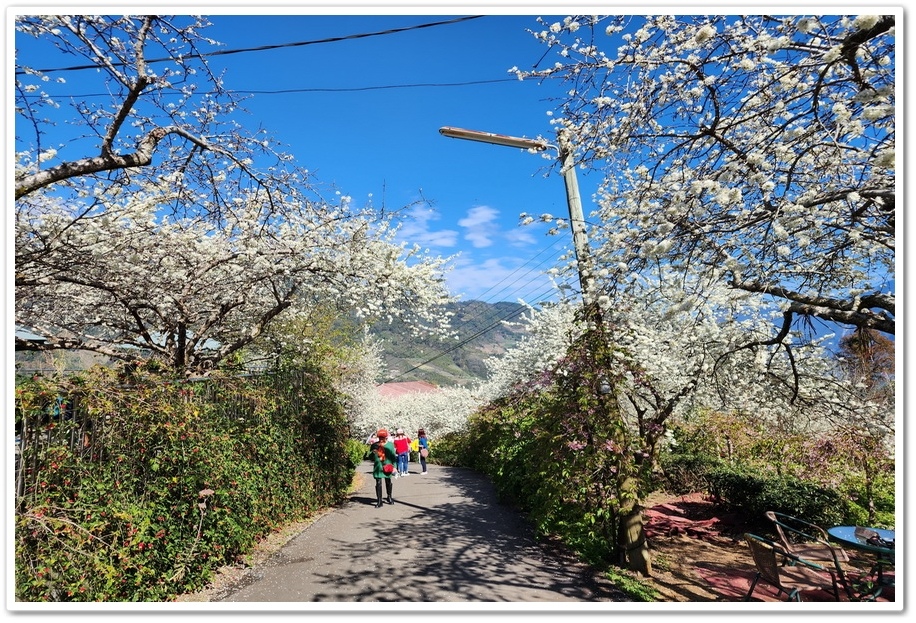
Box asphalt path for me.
[214,460,629,604]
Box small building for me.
[15,325,47,348]
[375,380,440,398]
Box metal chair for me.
[765,511,853,598]
[743,533,841,601]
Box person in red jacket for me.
[392,429,411,476]
[369,429,397,507]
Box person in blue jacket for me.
[417,428,430,475]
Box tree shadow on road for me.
[220,463,631,604]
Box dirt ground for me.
[634,492,894,603]
[638,491,757,601]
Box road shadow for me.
[218,462,630,603]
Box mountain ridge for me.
[371,300,530,387]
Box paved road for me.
[215,461,628,603]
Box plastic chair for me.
[743,533,841,601]
[765,511,852,598]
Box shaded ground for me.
[638,492,896,604]
[177,462,629,603]
[175,472,895,605]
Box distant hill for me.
[369,300,529,387]
[14,301,531,385]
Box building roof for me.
[376,380,440,398]
[15,325,47,342]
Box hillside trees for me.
[518,15,895,340]
[14,15,453,374]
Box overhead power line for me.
[18,15,486,75]
[33,78,524,101]
[231,78,518,95]
[380,274,576,384]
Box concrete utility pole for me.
[438,125,596,306]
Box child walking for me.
[393,429,411,476]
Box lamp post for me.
[439,126,596,306]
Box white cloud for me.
[458,205,499,248]
[397,204,458,248]
[505,228,536,246]
[445,255,555,303]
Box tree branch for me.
[16,126,220,199]
[731,280,894,335]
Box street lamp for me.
[438,126,596,305]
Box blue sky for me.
[14,11,596,306]
[199,13,588,304]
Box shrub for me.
[706,467,847,528]
[15,365,355,601]
[416,431,469,468]
[657,452,724,495]
[345,438,368,469]
[837,471,895,529]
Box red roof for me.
[376,381,440,397]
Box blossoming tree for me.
[503,16,896,571]
[478,268,886,573]
[16,182,453,375]
[14,15,453,374]
[516,14,895,339]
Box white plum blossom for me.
[16,186,454,374]
[694,24,717,44]
[354,385,484,440]
[14,16,455,374]
[516,14,894,338]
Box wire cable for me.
[18,16,487,75]
[380,274,576,384]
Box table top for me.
[828,525,895,556]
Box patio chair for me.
[765,511,853,598]
[743,533,841,601]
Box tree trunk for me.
[617,473,652,576]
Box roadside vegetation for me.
[15,363,367,601]
[14,13,894,603]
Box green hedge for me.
[657,452,724,495]
[706,467,848,528]
[15,365,355,601]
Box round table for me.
[827,525,895,557]
[827,525,895,600]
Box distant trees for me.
[15,15,453,374]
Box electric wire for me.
[17,16,487,75]
[379,273,576,384]
[411,235,572,359]
[17,15,583,382]
[456,234,568,304]
[22,78,525,101]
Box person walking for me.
[393,429,411,476]
[417,428,430,475]
[369,429,397,507]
